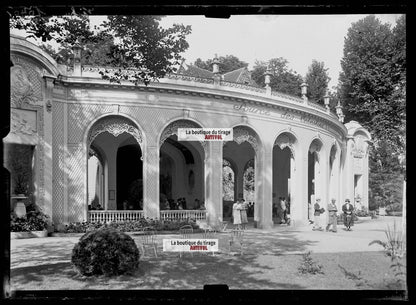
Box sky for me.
[11,14,403,89]
[158,14,403,89]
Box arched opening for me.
[116,141,143,210]
[308,139,323,221]
[222,158,236,218]
[273,132,296,225]
[87,115,143,211]
[243,159,255,217]
[222,126,259,223]
[159,133,205,211]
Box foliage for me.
[223,160,235,201]
[354,206,371,217]
[305,59,330,104]
[251,57,303,96]
[10,12,192,86]
[368,141,404,210]
[10,203,49,232]
[194,55,248,73]
[57,218,200,233]
[298,251,324,275]
[338,15,405,157]
[338,15,406,212]
[243,159,255,202]
[71,227,140,276]
[369,222,406,287]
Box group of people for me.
[232,198,249,229]
[312,198,355,232]
[273,197,291,225]
[162,197,188,210]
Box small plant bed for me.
[54,218,201,234]
[10,203,50,239]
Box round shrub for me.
[71,227,140,276]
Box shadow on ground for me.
[11,231,317,290]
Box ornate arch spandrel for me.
[159,120,208,153]
[223,126,260,153]
[87,116,143,147]
[274,133,296,159]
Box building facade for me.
[5,35,372,229]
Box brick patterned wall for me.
[67,143,86,223]
[120,106,182,145]
[52,102,65,224]
[67,104,116,144]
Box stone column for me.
[204,141,223,229]
[256,144,273,229]
[42,75,55,219]
[106,146,117,210]
[344,137,355,202]
[292,147,308,225]
[143,146,160,219]
[67,143,87,223]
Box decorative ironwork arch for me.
[159,119,207,152]
[274,133,296,159]
[87,116,143,148]
[224,126,260,153]
[309,139,323,163]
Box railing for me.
[160,210,207,221]
[87,210,207,223]
[88,210,144,223]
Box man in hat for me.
[312,198,324,231]
[326,198,338,232]
[342,199,354,231]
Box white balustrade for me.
[88,210,144,223]
[159,210,207,221]
[88,209,207,223]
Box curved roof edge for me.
[10,34,60,77]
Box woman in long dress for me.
[240,199,248,229]
[232,200,243,229]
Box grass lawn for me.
[10,232,406,291]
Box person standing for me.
[326,198,338,232]
[342,199,354,231]
[232,199,243,229]
[313,198,324,231]
[280,197,289,224]
[240,199,248,229]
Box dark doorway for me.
[116,144,143,210]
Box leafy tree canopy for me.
[10,13,192,85]
[305,59,330,104]
[338,15,405,157]
[193,55,248,74]
[251,57,303,96]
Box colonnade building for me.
[5,34,371,229]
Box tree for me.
[251,57,303,96]
[305,59,330,104]
[338,15,405,152]
[338,15,406,210]
[10,13,192,85]
[194,55,248,73]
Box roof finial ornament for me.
[212,54,220,74]
[300,76,308,103]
